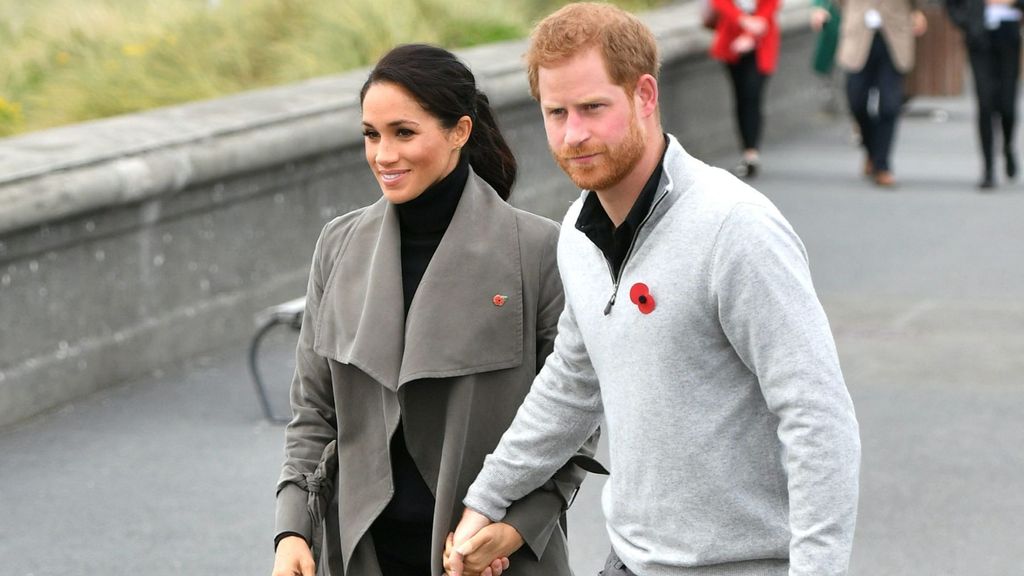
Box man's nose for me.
[563,112,590,148]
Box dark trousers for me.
[726,52,770,151]
[967,21,1022,177]
[846,32,904,172]
[370,517,432,576]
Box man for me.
[449,3,861,576]
[836,0,927,186]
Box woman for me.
[710,0,781,178]
[946,0,1023,189]
[271,44,591,576]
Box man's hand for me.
[444,532,511,576]
[271,535,315,576]
[447,508,502,576]
[455,523,524,573]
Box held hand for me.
[448,508,493,576]
[271,535,315,576]
[912,10,928,37]
[740,14,768,37]
[809,7,831,32]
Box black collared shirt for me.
[574,136,668,279]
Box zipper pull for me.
[603,286,617,315]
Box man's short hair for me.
[525,2,660,100]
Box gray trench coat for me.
[276,171,593,576]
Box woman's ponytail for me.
[464,91,517,200]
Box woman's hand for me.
[443,523,523,576]
[272,535,315,576]
[739,14,768,37]
[730,34,757,54]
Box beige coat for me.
[837,0,922,73]
[275,171,592,576]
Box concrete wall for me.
[0,1,819,428]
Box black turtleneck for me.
[395,156,469,313]
[370,157,469,572]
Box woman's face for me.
[361,82,470,204]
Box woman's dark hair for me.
[360,44,517,200]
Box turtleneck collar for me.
[395,156,470,235]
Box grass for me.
[0,0,666,137]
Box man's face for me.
[537,47,645,192]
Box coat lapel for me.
[314,171,524,391]
[399,172,524,385]
[313,197,405,390]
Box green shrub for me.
[0,0,665,136]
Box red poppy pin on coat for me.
[492,294,507,307]
[629,282,656,314]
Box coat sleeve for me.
[275,224,340,546]
[500,225,599,559]
[710,202,861,576]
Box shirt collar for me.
[574,134,669,258]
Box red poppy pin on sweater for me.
[629,282,656,314]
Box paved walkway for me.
[2,92,1023,576]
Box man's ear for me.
[634,74,659,118]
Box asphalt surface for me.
[2,92,1023,576]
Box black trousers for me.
[846,32,904,172]
[966,21,1022,176]
[726,51,770,151]
[370,517,432,576]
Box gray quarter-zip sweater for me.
[464,136,860,576]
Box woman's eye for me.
[396,128,415,137]
[362,130,379,139]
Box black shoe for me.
[1005,151,1018,180]
[978,176,996,190]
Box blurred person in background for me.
[709,0,782,179]
[837,0,928,187]
[810,0,844,115]
[946,0,1023,189]
[271,43,592,576]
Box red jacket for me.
[709,0,781,75]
